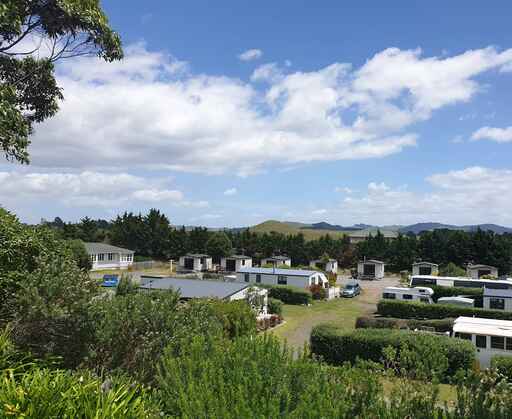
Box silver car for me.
[342,282,361,297]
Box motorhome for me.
[382,286,434,304]
[453,316,512,368]
[437,296,474,307]
[410,275,512,289]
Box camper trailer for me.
[382,286,434,304]
[453,317,512,368]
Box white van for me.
[382,286,434,304]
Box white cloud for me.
[238,49,263,61]
[223,187,238,196]
[335,186,353,194]
[312,209,328,215]
[24,44,512,176]
[471,126,512,143]
[337,167,512,225]
[0,170,196,208]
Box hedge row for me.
[264,285,312,305]
[355,316,454,333]
[268,298,283,316]
[430,285,483,307]
[377,299,512,320]
[310,325,474,381]
[491,356,512,382]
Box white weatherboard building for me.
[261,256,292,267]
[178,254,212,272]
[412,262,439,276]
[483,285,512,311]
[84,242,134,271]
[453,316,512,368]
[310,259,338,274]
[382,287,434,304]
[236,267,328,289]
[220,255,252,272]
[467,264,499,279]
[357,259,385,280]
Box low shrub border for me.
[310,325,474,381]
[491,356,512,382]
[263,285,312,305]
[355,316,454,333]
[430,285,483,307]
[268,298,283,316]
[377,299,512,320]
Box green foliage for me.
[268,298,283,316]
[491,356,512,382]
[377,299,512,320]
[430,285,482,301]
[265,284,312,305]
[0,0,122,163]
[208,300,256,339]
[65,238,92,271]
[309,284,327,300]
[310,325,474,381]
[0,368,158,418]
[115,275,138,296]
[439,262,467,277]
[206,231,233,262]
[355,316,455,332]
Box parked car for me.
[342,282,361,298]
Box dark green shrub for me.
[491,356,512,381]
[355,316,454,333]
[430,285,482,302]
[209,300,256,339]
[439,262,466,277]
[377,299,512,320]
[268,298,283,316]
[310,325,474,381]
[264,285,312,305]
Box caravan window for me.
[244,273,250,283]
[507,338,512,351]
[491,336,505,350]
[278,275,287,285]
[256,274,261,283]
[403,294,413,300]
[476,335,487,348]
[383,293,396,299]
[490,298,505,310]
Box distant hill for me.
[399,223,512,235]
[249,220,349,240]
[306,222,362,232]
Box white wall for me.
[468,266,498,279]
[236,272,327,288]
[220,257,253,272]
[310,260,338,274]
[261,258,291,267]
[357,262,385,279]
[456,334,512,368]
[179,256,212,272]
[90,252,133,271]
[483,288,512,311]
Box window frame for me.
[490,298,505,310]
[475,335,487,349]
[277,275,287,285]
[491,336,505,350]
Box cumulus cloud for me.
[24,44,512,176]
[223,188,237,196]
[335,187,353,194]
[312,209,328,215]
[471,126,512,143]
[338,167,512,225]
[0,170,199,209]
[238,49,263,61]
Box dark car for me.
[342,282,361,298]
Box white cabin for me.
[310,259,338,274]
[236,267,328,289]
[467,264,498,279]
[412,262,439,276]
[261,256,292,267]
[358,259,385,280]
[178,254,213,272]
[85,242,134,271]
[483,286,512,311]
[382,286,434,304]
[453,316,512,368]
[220,255,252,272]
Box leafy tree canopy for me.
[0,0,123,163]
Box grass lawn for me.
[382,377,457,404]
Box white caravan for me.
[382,286,434,304]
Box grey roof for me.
[413,261,438,267]
[349,229,398,238]
[223,255,252,260]
[139,277,250,299]
[311,259,337,263]
[184,254,211,258]
[84,242,134,254]
[263,256,291,261]
[238,267,320,277]
[467,264,497,270]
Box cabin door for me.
[363,264,375,276]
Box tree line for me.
[43,209,512,274]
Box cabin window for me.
[256,274,261,283]
[90,254,97,262]
[403,294,413,300]
[383,293,396,299]
[507,338,512,351]
[476,335,487,348]
[419,266,432,276]
[98,253,105,261]
[241,259,246,266]
[491,336,505,350]
[244,273,250,283]
[108,253,114,261]
[456,333,472,341]
[490,298,505,310]
[278,275,287,285]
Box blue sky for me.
[2,1,512,226]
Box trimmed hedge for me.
[310,325,474,381]
[268,298,283,316]
[377,299,512,320]
[430,285,483,307]
[355,316,454,333]
[491,356,512,382]
[264,285,312,305]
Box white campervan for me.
[382,286,434,304]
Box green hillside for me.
[249,220,348,240]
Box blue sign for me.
[101,274,119,287]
